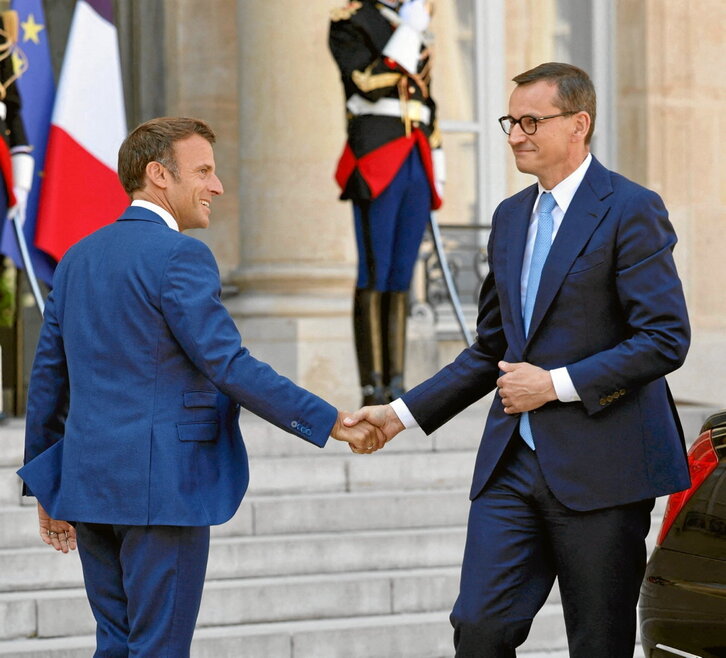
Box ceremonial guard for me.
[0,5,33,422]
[0,5,33,233]
[329,0,444,405]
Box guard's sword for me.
[9,211,45,317]
[429,211,473,345]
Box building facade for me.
[7,0,725,413]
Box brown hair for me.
[512,62,596,144]
[117,117,216,194]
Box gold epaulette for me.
[330,1,362,22]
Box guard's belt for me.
[346,94,431,125]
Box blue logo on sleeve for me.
[291,420,313,437]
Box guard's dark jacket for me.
[0,10,30,214]
[329,0,441,207]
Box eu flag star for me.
[21,13,45,44]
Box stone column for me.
[228,0,361,407]
[163,0,241,279]
[617,0,726,407]
[504,0,557,195]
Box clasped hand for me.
[496,361,557,414]
[332,406,405,454]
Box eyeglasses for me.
[498,111,578,136]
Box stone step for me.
[0,422,24,468]
[0,590,648,657]
[0,470,22,508]
[0,487,666,554]
[0,605,574,658]
[0,404,489,466]
[0,488,470,550]
[2,401,714,507]
[3,399,715,479]
[0,566,461,640]
[0,448,478,510]
[0,526,468,593]
[3,399,715,464]
[248,450,476,496]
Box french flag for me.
[35,0,128,263]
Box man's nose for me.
[507,122,527,145]
[211,174,224,196]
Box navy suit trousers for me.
[75,523,210,658]
[451,437,654,658]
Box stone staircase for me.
[0,400,715,657]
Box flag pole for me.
[9,211,44,316]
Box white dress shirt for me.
[131,199,179,232]
[391,154,593,428]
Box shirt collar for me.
[131,199,179,232]
[536,152,592,214]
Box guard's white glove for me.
[432,147,445,200]
[8,152,34,228]
[399,0,430,33]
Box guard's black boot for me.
[353,288,388,406]
[384,290,408,401]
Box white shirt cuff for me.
[550,367,581,402]
[390,398,419,429]
[381,22,422,74]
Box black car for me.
[640,410,726,658]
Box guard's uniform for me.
[0,10,33,236]
[329,0,443,404]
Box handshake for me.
[330,406,406,454]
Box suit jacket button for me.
[599,398,607,406]
[619,389,626,395]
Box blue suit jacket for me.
[403,157,691,510]
[19,206,338,525]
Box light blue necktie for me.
[519,191,556,450]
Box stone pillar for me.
[616,0,726,407]
[504,0,557,195]
[229,0,361,408]
[163,0,240,279]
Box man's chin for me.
[513,155,537,176]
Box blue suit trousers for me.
[451,438,653,657]
[75,523,210,657]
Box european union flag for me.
[0,0,56,285]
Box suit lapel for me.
[503,185,537,350]
[525,157,613,344]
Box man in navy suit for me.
[348,63,691,656]
[19,117,385,657]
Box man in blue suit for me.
[348,63,691,656]
[18,117,385,657]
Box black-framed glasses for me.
[498,111,578,136]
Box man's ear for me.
[571,111,591,143]
[145,161,168,188]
